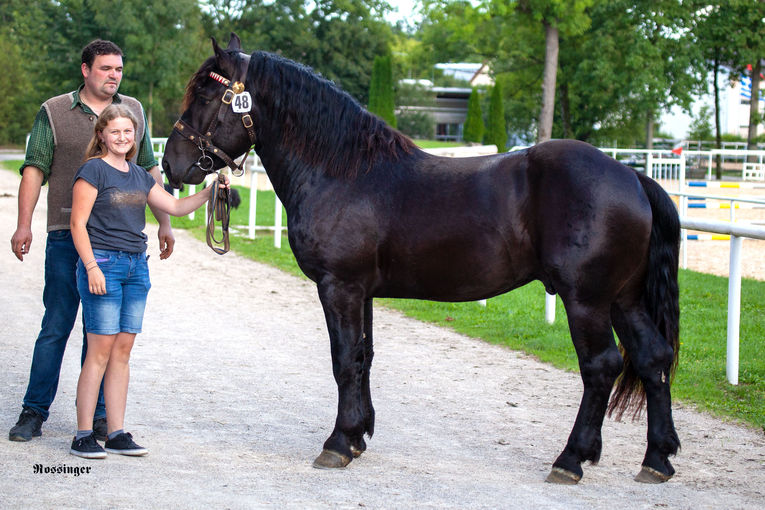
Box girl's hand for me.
[217,174,231,191]
[87,266,106,295]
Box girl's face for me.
[99,116,135,158]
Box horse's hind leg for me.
[611,303,679,483]
[353,298,376,456]
[313,281,373,469]
[547,302,623,484]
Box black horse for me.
[162,34,681,484]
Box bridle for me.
[171,58,257,178]
[171,57,257,255]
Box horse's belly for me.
[376,239,535,301]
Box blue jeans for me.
[21,230,105,421]
[77,249,151,335]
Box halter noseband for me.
[172,62,257,177]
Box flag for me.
[671,141,683,156]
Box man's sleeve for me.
[136,107,159,171]
[21,108,54,185]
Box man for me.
[9,39,175,441]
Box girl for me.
[69,104,227,458]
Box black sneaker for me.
[104,432,148,456]
[70,433,107,459]
[9,408,43,442]
[93,417,108,441]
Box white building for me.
[660,69,764,140]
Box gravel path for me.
[0,168,763,509]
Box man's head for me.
[80,40,124,101]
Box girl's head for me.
[85,104,139,161]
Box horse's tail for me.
[608,171,681,420]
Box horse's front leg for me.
[313,280,372,469]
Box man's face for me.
[81,54,123,100]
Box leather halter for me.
[172,60,256,177]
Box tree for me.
[0,28,36,145]
[691,1,737,178]
[486,82,507,151]
[687,105,714,141]
[463,87,485,143]
[202,0,394,105]
[515,0,594,143]
[729,2,765,152]
[369,54,397,127]
[92,0,208,135]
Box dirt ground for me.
[0,167,763,509]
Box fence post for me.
[248,170,257,240]
[726,235,743,385]
[545,292,556,324]
[274,196,282,249]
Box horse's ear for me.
[211,36,223,57]
[227,33,241,51]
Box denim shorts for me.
[76,249,151,335]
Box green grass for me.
[413,140,467,149]
[5,161,762,430]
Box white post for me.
[680,195,687,269]
[646,153,654,179]
[726,235,743,385]
[274,194,282,249]
[545,292,556,324]
[248,170,257,240]
[189,184,196,220]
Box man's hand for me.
[12,166,44,262]
[10,227,33,261]
[157,224,175,260]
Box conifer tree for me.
[463,87,484,143]
[486,82,507,152]
[368,54,397,128]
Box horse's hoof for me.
[312,449,351,469]
[545,466,581,484]
[634,465,673,484]
[350,444,364,458]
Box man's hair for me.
[81,40,123,68]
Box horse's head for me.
[163,33,257,187]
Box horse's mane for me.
[182,51,417,179]
[251,52,417,178]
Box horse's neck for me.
[257,144,310,209]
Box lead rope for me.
[206,173,230,255]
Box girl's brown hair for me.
[85,104,139,161]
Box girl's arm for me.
[71,179,106,295]
[147,177,230,217]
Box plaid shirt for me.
[22,85,158,184]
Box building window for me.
[436,123,463,141]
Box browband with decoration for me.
[209,72,230,86]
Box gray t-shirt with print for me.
[73,158,156,253]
